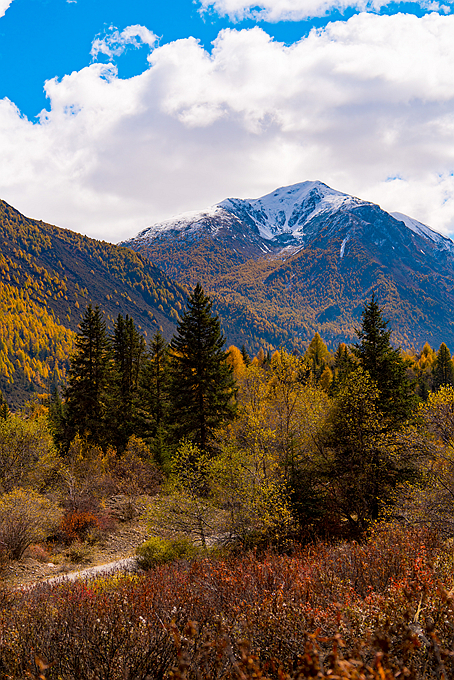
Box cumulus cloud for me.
[0,0,14,18]
[197,0,451,21]
[2,14,454,240]
[91,24,158,60]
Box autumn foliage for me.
[0,523,453,678]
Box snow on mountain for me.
[391,211,454,252]
[219,181,361,241]
[133,205,225,240]
[124,180,454,256]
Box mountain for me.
[0,200,187,407]
[122,181,454,352]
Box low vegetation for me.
[1,524,454,678]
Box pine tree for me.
[432,343,454,392]
[108,314,146,452]
[169,284,237,451]
[353,294,416,426]
[64,304,110,447]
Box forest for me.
[2,286,454,678]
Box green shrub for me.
[136,536,199,569]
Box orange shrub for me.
[59,510,101,543]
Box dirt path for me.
[40,557,138,586]
[3,513,150,589]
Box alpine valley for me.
[122,181,454,354]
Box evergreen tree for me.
[48,382,65,451]
[108,314,146,452]
[137,331,170,466]
[353,294,416,426]
[432,343,454,392]
[330,343,356,395]
[241,345,251,367]
[169,284,237,451]
[64,305,110,448]
[328,367,421,533]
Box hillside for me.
[0,200,187,407]
[122,181,454,352]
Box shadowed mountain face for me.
[0,200,186,406]
[122,181,454,353]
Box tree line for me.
[42,286,454,544]
[49,283,236,464]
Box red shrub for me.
[59,511,101,543]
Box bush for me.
[59,510,101,544]
[0,414,59,493]
[0,488,63,559]
[66,541,93,564]
[136,536,199,569]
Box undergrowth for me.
[1,522,454,679]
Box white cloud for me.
[2,14,454,240]
[0,0,14,18]
[197,0,452,21]
[91,24,158,60]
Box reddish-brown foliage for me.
[59,510,102,543]
[0,523,453,678]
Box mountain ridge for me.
[122,181,454,353]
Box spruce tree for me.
[48,382,65,451]
[432,343,454,392]
[353,294,416,427]
[108,314,146,452]
[64,304,110,447]
[169,284,236,451]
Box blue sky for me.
[1,0,454,241]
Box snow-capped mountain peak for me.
[219,181,361,241]
[391,211,452,250]
[122,181,454,261]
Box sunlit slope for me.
[0,200,187,406]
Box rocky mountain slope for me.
[122,181,454,352]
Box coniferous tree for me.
[169,284,237,451]
[48,382,65,451]
[432,343,454,392]
[241,345,251,367]
[137,331,170,466]
[328,367,421,533]
[353,294,416,427]
[330,343,356,395]
[108,314,146,452]
[302,332,331,385]
[64,304,110,448]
